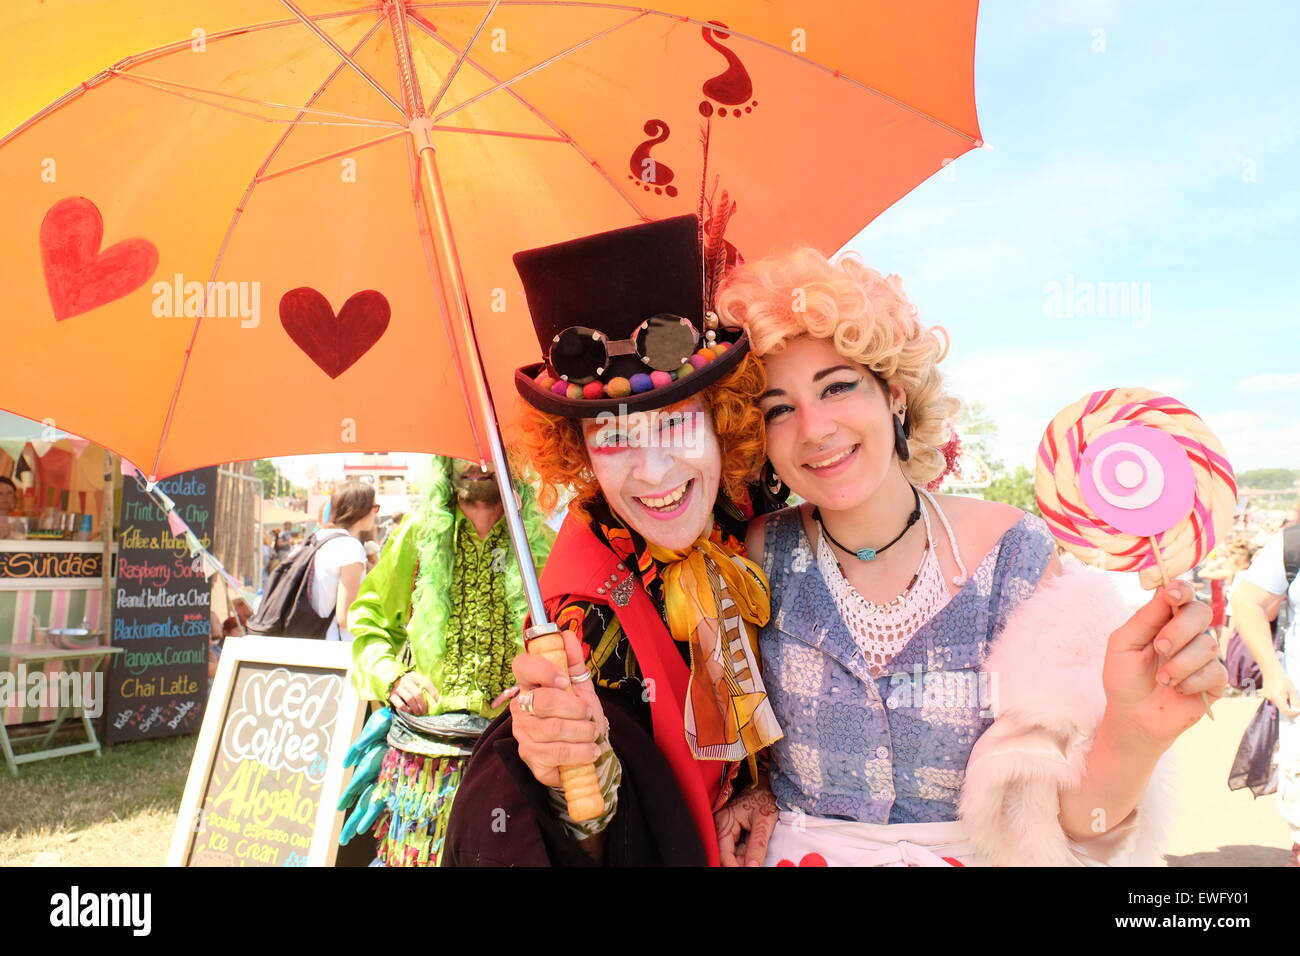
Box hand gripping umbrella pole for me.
[404,98,604,819]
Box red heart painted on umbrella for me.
[40,196,159,320]
[279,287,390,379]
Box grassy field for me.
[0,730,194,867]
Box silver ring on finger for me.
[570,669,593,684]
[518,689,536,715]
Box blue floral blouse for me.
[759,505,1055,824]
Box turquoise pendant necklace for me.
[813,486,922,562]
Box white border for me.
[166,636,363,868]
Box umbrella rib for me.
[150,17,390,479]
[410,1,981,145]
[248,128,570,190]
[254,130,409,183]
[276,0,408,118]
[430,10,648,124]
[424,0,503,118]
[109,9,389,72]
[427,125,567,142]
[408,11,649,220]
[0,9,399,147]
[108,70,405,128]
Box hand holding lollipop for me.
[1036,388,1236,722]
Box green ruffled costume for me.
[345,458,553,865]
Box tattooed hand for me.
[715,784,778,867]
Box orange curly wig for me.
[511,351,768,520]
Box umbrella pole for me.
[409,120,605,821]
[408,119,553,636]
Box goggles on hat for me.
[547,313,700,384]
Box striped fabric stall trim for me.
[2,586,105,727]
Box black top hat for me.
[513,214,749,418]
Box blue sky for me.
[843,0,1300,475]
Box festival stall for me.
[0,412,261,759]
[0,412,115,733]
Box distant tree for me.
[954,400,1004,474]
[253,459,285,498]
[1237,468,1299,490]
[981,465,1040,516]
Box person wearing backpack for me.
[309,481,376,642]
[1230,520,1300,866]
[248,480,376,640]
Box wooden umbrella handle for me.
[527,631,606,821]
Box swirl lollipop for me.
[1036,388,1236,716]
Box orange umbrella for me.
[0,0,982,481]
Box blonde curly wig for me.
[715,247,959,486]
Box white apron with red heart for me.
[764,810,983,867]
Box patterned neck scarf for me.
[586,494,783,761]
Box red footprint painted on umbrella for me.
[40,197,159,320]
[627,119,679,197]
[699,22,757,118]
[279,287,390,379]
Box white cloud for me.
[1237,372,1300,393]
[944,344,1108,470]
[1204,411,1300,473]
[945,345,1300,476]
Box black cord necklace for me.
[813,486,922,562]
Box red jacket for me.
[538,514,723,867]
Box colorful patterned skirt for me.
[371,747,465,867]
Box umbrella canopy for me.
[0,0,981,479]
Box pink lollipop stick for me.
[1147,535,1213,720]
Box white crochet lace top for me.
[815,488,969,677]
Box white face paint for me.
[582,399,721,551]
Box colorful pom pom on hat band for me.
[516,328,749,418]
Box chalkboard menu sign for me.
[169,637,363,867]
[104,466,217,744]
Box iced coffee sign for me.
[169,638,364,868]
